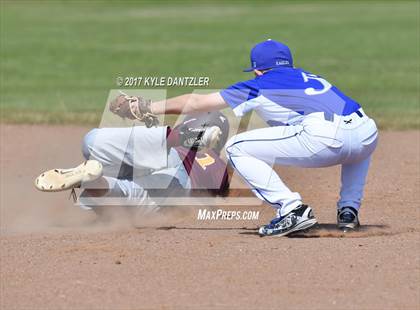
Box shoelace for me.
[267,214,295,229]
[69,188,77,203]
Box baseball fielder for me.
[141,39,378,236]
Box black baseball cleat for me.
[337,207,360,232]
[258,204,317,237]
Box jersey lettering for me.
[196,153,215,170]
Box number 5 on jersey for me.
[301,72,332,95]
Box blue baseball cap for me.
[243,39,293,72]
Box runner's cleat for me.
[34,160,103,192]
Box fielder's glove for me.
[109,93,159,128]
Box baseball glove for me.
[109,93,159,128]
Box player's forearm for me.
[151,92,227,115]
[151,94,199,115]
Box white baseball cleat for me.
[34,160,103,192]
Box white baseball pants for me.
[225,109,378,216]
[80,126,190,208]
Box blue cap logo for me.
[243,39,293,72]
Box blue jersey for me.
[220,67,361,126]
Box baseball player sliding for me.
[35,109,230,215]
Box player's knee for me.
[225,135,243,158]
[82,128,99,159]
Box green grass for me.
[1,1,419,129]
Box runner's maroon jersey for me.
[174,146,229,194]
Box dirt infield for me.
[1,124,419,310]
